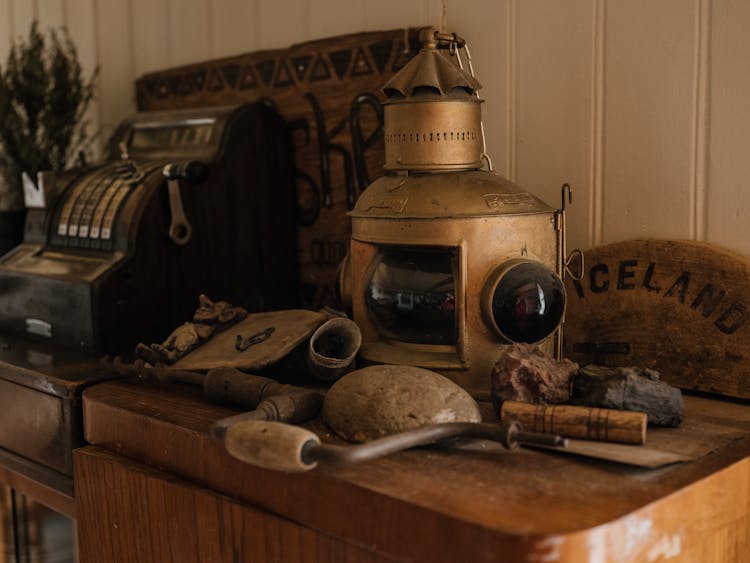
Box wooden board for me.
[0,333,113,479]
[564,239,750,399]
[135,29,421,307]
[82,380,750,562]
[75,447,395,563]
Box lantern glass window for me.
[366,248,456,345]
[490,262,565,343]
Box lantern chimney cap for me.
[382,27,482,99]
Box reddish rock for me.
[490,344,579,413]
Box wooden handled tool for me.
[221,420,566,472]
[500,401,647,445]
[224,421,322,472]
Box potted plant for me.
[0,21,97,254]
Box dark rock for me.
[571,365,683,427]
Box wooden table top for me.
[82,380,750,562]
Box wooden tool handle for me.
[500,401,647,445]
[224,421,321,472]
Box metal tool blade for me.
[529,439,694,468]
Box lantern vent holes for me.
[385,130,478,144]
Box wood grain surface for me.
[501,401,648,445]
[75,446,395,563]
[81,380,750,562]
[564,239,750,400]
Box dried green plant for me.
[0,21,98,209]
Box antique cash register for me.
[0,102,297,503]
[0,102,298,354]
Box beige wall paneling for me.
[65,0,102,159]
[363,0,432,31]
[36,0,65,30]
[1,0,748,259]
[131,0,171,76]
[309,0,364,40]
[0,2,12,55]
[211,0,260,57]
[446,0,509,184]
[708,0,750,256]
[602,0,696,243]
[10,0,36,41]
[95,0,135,143]
[167,0,214,66]
[514,0,593,252]
[258,0,310,49]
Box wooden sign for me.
[564,239,750,399]
[134,29,420,307]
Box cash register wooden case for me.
[0,102,298,355]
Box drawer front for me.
[0,378,70,474]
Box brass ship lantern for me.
[340,28,580,391]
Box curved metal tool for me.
[219,419,566,473]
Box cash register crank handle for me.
[162,161,208,246]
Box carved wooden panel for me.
[135,29,420,306]
[564,239,750,399]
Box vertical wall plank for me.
[65,0,101,159]
[167,0,213,66]
[211,0,259,57]
[0,1,12,57]
[425,0,442,31]
[601,0,696,243]
[514,0,593,252]
[131,0,170,75]
[590,0,605,246]
[707,0,750,256]
[258,0,309,49]
[363,0,429,31]
[95,0,135,144]
[505,0,517,181]
[11,0,36,41]
[36,0,66,30]
[310,0,364,40]
[689,0,710,242]
[447,0,508,181]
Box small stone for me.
[490,344,579,412]
[571,365,683,427]
[322,365,481,442]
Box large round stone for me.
[322,365,481,442]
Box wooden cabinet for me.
[75,447,393,563]
[75,380,750,562]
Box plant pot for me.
[0,209,27,256]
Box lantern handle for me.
[561,182,573,211]
[558,183,584,282]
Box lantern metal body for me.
[343,29,567,391]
